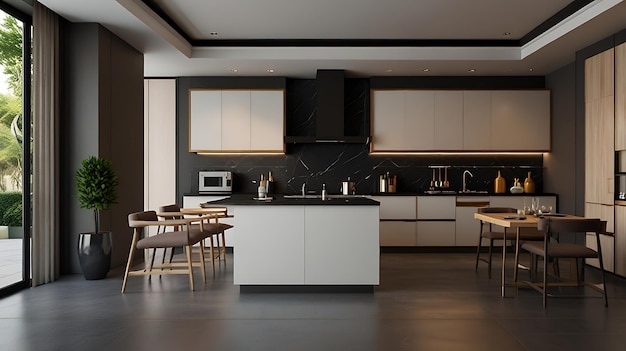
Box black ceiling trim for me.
[519,0,594,46]
[142,0,194,42]
[142,0,593,49]
[191,38,519,47]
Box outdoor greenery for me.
[75,156,119,234]
[0,191,21,226]
[0,14,23,191]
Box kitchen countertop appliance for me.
[199,171,232,194]
[341,178,357,195]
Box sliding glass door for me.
[0,4,31,296]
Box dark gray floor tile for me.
[1,253,626,351]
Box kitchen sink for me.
[425,190,457,194]
[283,194,322,199]
[283,194,367,199]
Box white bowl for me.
[510,187,523,194]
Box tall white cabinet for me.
[144,79,177,236]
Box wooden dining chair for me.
[158,204,233,278]
[516,217,608,308]
[123,210,208,292]
[475,207,544,278]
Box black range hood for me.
[285,70,369,144]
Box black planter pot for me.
[78,231,112,280]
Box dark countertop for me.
[186,192,558,198]
[371,192,558,197]
[206,194,380,206]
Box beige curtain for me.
[31,1,60,286]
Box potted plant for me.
[75,156,119,280]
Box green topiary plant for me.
[75,156,119,234]
[3,200,21,226]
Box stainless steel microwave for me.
[198,171,232,194]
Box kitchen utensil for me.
[438,168,442,188]
[387,175,397,193]
[379,175,387,193]
[430,169,436,189]
[341,179,356,195]
[443,168,449,188]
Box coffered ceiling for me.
[38,0,626,78]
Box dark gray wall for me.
[61,23,144,274]
[545,63,576,215]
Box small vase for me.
[510,178,523,194]
[494,171,506,193]
[524,171,535,193]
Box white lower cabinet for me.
[371,196,417,246]
[417,196,456,246]
[417,221,456,246]
[234,206,305,285]
[233,204,380,285]
[376,194,557,248]
[304,206,380,284]
[379,221,417,246]
[455,196,490,246]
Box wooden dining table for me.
[473,211,579,297]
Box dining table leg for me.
[513,227,521,283]
[501,228,507,297]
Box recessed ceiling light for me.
[422,68,430,72]
[210,32,218,36]
[502,32,511,36]
[386,69,393,73]
[468,69,476,72]
[266,69,275,73]
[529,68,534,72]
[230,69,238,73]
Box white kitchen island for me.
[207,195,380,292]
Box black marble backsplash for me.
[177,76,545,198]
[189,145,543,195]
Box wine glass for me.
[531,197,540,215]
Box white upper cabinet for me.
[189,89,285,153]
[372,90,434,151]
[463,91,492,150]
[189,90,222,151]
[371,89,551,152]
[434,91,463,150]
[251,90,286,151]
[221,90,252,150]
[406,91,435,150]
[371,90,410,151]
[491,90,551,151]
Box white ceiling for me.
[38,0,626,78]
